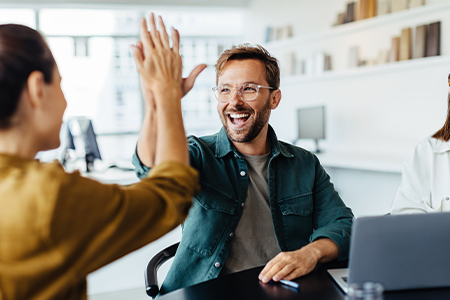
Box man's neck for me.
[231,126,270,156]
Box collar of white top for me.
[432,138,450,153]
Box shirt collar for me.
[215,125,294,159]
[433,138,450,153]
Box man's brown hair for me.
[215,43,280,89]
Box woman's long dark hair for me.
[432,75,450,141]
[0,24,55,129]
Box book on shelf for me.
[367,0,377,18]
[324,55,332,71]
[314,52,325,75]
[413,24,427,59]
[410,0,425,8]
[377,49,390,64]
[354,1,360,21]
[399,27,411,61]
[391,0,408,13]
[348,46,359,68]
[275,27,284,40]
[426,21,440,57]
[283,52,296,76]
[265,27,273,43]
[345,2,355,23]
[335,12,346,26]
[389,37,400,62]
[359,0,367,19]
[377,0,390,16]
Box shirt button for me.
[229,232,234,238]
[240,171,246,177]
[214,262,221,268]
[241,202,245,208]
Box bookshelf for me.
[281,54,450,86]
[265,1,449,52]
[263,1,450,176]
[264,1,450,78]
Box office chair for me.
[145,242,179,298]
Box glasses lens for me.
[240,84,258,101]
[214,86,231,102]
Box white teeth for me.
[229,113,249,118]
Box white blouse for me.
[391,137,450,214]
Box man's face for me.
[217,59,273,143]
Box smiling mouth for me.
[228,113,250,126]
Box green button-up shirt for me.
[133,125,354,294]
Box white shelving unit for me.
[264,1,450,174]
[259,1,450,216]
[266,1,450,51]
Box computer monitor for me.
[296,106,325,153]
[66,117,102,172]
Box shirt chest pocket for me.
[278,192,314,243]
[181,183,237,256]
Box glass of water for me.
[348,282,384,300]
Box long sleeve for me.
[49,161,199,279]
[309,156,354,261]
[390,139,434,214]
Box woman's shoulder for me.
[404,137,450,166]
[413,137,450,155]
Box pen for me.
[269,279,300,291]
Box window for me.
[2,6,244,163]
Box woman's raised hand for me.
[130,13,183,106]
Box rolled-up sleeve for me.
[309,157,354,261]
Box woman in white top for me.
[390,75,450,214]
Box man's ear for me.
[26,71,45,108]
[269,89,282,110]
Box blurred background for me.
[1,0,450,298]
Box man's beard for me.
[219,96,271,143]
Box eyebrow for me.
[218,81,259,86]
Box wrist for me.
[153,86,182,106]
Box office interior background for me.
[2,0,450,298]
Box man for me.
[133,42,354,294]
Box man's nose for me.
[228,88,244,106]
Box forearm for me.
[137,106,157,168]
[303,238,340,264]
[154,88,188,165]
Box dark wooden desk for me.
[158,260,450,300]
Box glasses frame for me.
[212,83,276,103]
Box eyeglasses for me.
[212,83,276,103]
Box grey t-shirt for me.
[220,152,280,276]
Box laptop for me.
[328,212,450,293]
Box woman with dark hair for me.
[0,14,201,300]
[390,75,450,214]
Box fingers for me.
[157,15,170,49]
[129,44,144,69]
[182,64,207,96]
[259,257,278,283]
[148,13,163,49]
[139,17,153,57]
[258,251,315,283]
[136,40,144,52]
[172,27,180,55]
